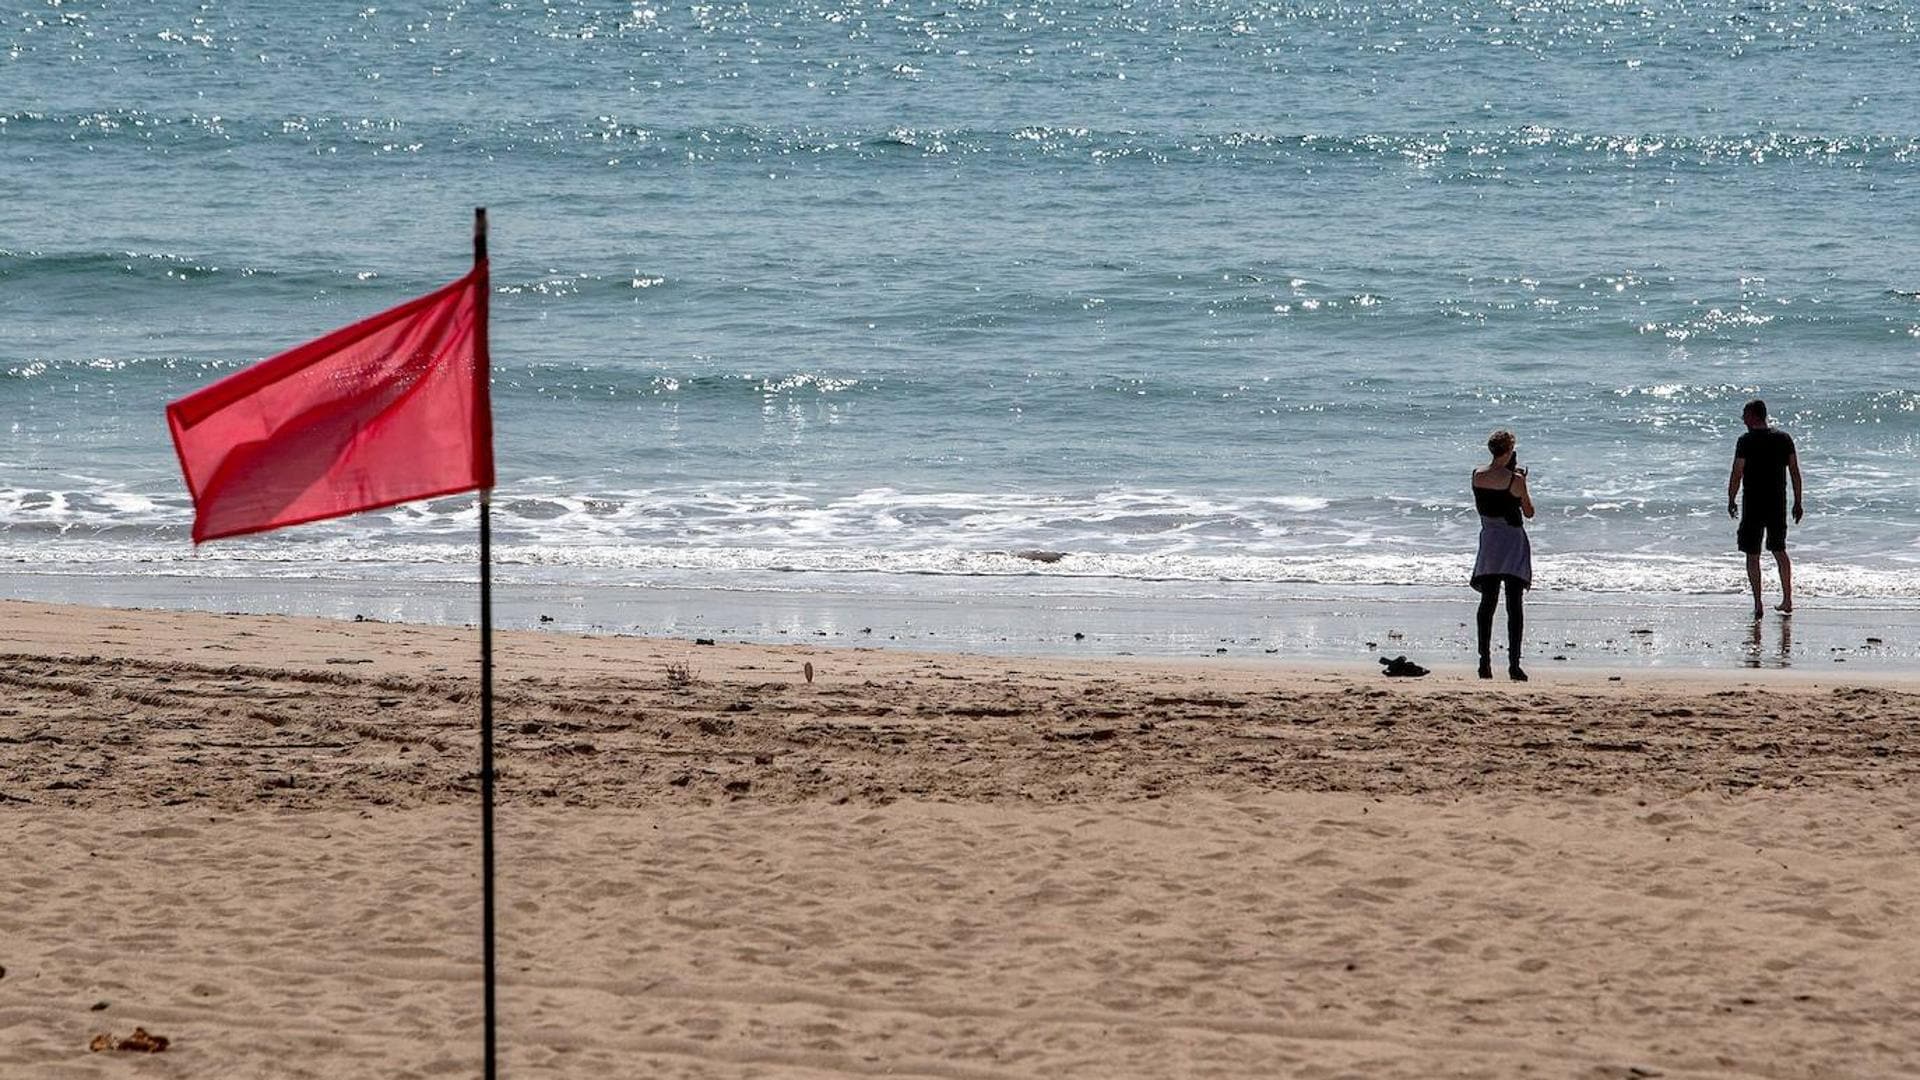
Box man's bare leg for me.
[1746,551,1765,617]
[1775,549,1793,613]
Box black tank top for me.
[1473,476,1523,524]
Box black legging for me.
[1476,577,1525,664]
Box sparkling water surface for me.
[4,0,1919,604]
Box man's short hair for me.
[1744,398,1768,420]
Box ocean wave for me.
[0,485,1345,546]
[2,354,239,383]
[4,477,1918,602]
[15,336,1920,457]
[7,537,1918,600]
[0,247,677,308]
[7,110,1917,171]
[510,370,868,400]
[7,241,1911,370]
[0,246,428,297]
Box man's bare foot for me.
[1776,602,1794,615]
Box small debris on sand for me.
[90,1028,169,1054]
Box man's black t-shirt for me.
[1736,427,1796,514]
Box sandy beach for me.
[3,598,1918,1079]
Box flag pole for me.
[474,206,498,1080]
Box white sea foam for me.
[6,535,1917,600]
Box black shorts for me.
[1737,512,1787,554]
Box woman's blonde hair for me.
[1486,429,1515,457]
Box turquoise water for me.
[4,0,1919,602]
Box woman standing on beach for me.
[1471,430,1535,680]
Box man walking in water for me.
[1727,398,1804,617]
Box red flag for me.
[168,264,493,543]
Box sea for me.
[4,0,1919,655]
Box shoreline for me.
[7,599,1920,810]
[3,568,1914,673]
[5,596,1919,696]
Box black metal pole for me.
[475,206,498,1080]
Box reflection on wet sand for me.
[1744,614,1794,668]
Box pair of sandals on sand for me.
[1379,655,1429,678]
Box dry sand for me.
[2,599,1917,1079]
